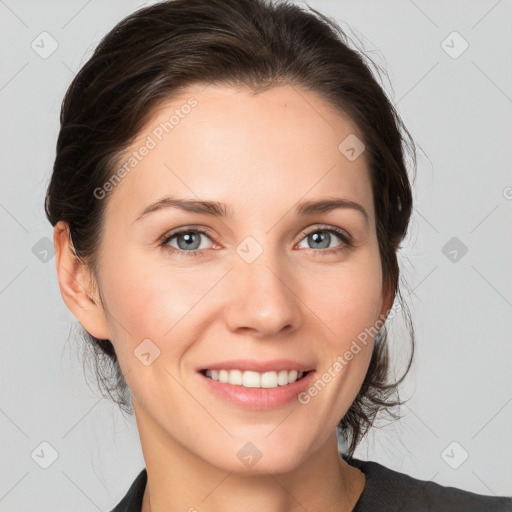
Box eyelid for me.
[159,225,217,247]
[296,223,353,245]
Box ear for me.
[53,221,110,340]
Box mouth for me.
[198,368,312,389]
[197,367,316,410]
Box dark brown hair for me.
[45,0,416,459]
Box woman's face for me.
[82,84,389,473]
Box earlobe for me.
[53,221,110,340]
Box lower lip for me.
[197,371,316,410]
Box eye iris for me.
[177,231,201,250]
[309,231,331,249]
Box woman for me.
[45,0,512,510]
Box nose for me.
[223,250,301,338]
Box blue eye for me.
[161,229,213,256]
[296,227,351,254]
[160,226,352,257]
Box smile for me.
[202,369,309,388]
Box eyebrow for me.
[134,196,369,223]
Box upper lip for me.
[198,359,315,373]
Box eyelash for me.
[159,225,353,258]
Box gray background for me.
[1,0,511,510]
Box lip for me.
[197,359,315,373]
[197,368,316,410]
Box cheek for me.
[308,245,384,346]
[299,297,382,429]
[97,255,179,349]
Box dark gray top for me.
[111,455,512,511]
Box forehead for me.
[103,83,373,223]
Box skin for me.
[54,84,393,512]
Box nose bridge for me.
[224,237,300,336]
[237,237,291,295]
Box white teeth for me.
[228,369,243,385]
[204,369,305,388]
[242,371,260,388]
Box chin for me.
[196,435,311,476]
